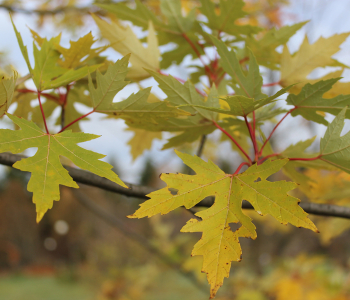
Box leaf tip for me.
[36,211,45,223]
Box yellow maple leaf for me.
[280,33,349,93]
[127,128,162,161]
[93,15,160,81]
[130,150,317,298]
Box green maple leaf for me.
[0,114,126,222]
[200,0,261,36]
[160,0,196,33]
[109,89,191,123]
[320,107,350,173]
[254,103,288,123]
[148,70,219,120]
[162,123,216,149]
[97,0,203,68]
[211,36,265,100]
[89,56,189,121]
[97,0,164,32]
[281,137,316,158]
[0,71,18,117]
[158,0,206,68]
[130,151,317,298]
[287,78,350,125]
[12,21,101,91]
[245,22,307,69]
[88,55,129,111]
[186,87,291,117]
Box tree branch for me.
[1,152,350,220]
[0,4,99,16]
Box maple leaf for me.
[93,15,160,81]
[254,103,288,123]
[148,70,219,120]
[186,87,291,117]
[88,56,189,121]
[130,150,317,298]
[280,33,350,93]
[97,0,163,32]
[55,32,108,69]
[161,120,216,149]
[0,114,126,222]
[97,0,204,69]
[0,71,18,117]
[304,170,350,244]
[200,0,261,36]
[127,128,162,161]
[160,0,196,33]
[308,70,350,98]
[245,22,307,69]
[320,107,350,173]
[287,78,350,125]
[12,21,101,91]
[211,36,265,100]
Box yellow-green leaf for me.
[0,114,126,222]
[130,151,317,298]
[93,15,160,80]
[127,128,162,161]
[320,107,350,173]
[280,33,350,92]
[55,32,108,69]
[0,71,18,117]
[12,23,101,91]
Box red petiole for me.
[37,92,49,134]
[262,81,280,87]
[244,115,259,161]
[289,155,321,161]
[233,162,251,175]
[58,109,95,133]
[18,88,60,103]
[213,120,252,164]
[259,107,297,156]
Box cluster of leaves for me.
[1,0,350,297]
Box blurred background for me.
[0,0,350,299]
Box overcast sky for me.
[1,0,350,183]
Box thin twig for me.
[60,85,71,130]
[0,4,99,16]
[196,135,207,157]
